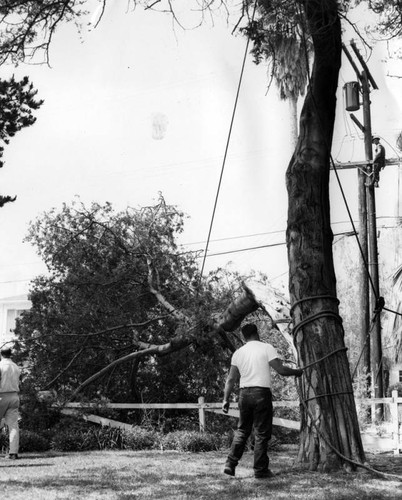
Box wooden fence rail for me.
[59,390,402,454]
[60,398,300,431]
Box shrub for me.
[272,426,299,444]
[51,429,88,451]
[121,427,157,450]
[202,412,233,435]
[18,381,61,434]
[160,431,221,452]
[19,430,51,452]
[91,426,122,450]
[135,410,200,434]
[51,425,123,451]
[51,415,89,434]
[1,428,51,453]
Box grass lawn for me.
[0,445,401,499]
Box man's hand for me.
[222,400,230,414]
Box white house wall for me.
[0,295,31,348]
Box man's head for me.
[372,135,380,144]
[0,347,12,358]
[241,323,259,341]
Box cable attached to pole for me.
[198,1,258,282]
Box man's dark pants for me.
[225,387,273,476]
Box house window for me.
[399,371,402,383]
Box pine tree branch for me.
[0,195,16,207]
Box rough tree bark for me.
[286,0,366,471]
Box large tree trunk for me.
[286,0,365,471]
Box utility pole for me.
[360,70,384,417]
[341,44,370,392]
[341,41,384,416]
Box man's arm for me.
[269,358,303,377]
[222,365,240,413]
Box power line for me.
[1,217,398,288]
[183,229,286,246]
[0,230,357,286]
[0,278,33,285]
[200,241,285,258]
[199,1,258,279]
[182,219,368,247]
[188,230,357,258]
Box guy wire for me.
[198,1,258,282]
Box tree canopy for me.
[0,74,42,206]
[15,196,277,403]
[0,1,401,66]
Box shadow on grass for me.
[1,452,74,460]
[0,463,54,469]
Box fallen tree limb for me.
[70,285,260,400]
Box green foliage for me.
[19,430,51,452]
[1,408,298,454]
[50,427,223,453]
[51,425,123,452]
[18,380,61,434]
[0,0,398,70]
[272,426,299,445]
[356,0,402,38]
[121,427,157,450]
[50,429,92,451]
[136,410,200,433]
[0,1,84,65]
[0,429,51,453]
[48,417,221,453]
[14,196,242,404]
[0,75,43,207]
[160,430,221,452]
[0,76,43,165]
[241,0,312,101]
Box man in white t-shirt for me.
[222,323,303,479]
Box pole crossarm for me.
[342,43,361,81]
[350,40,378,90]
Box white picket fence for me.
[60,390,402,454]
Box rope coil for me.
[300,347,348,370]
[290,295,340,315]
[292,310,343,338]
[290,295,343,338]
